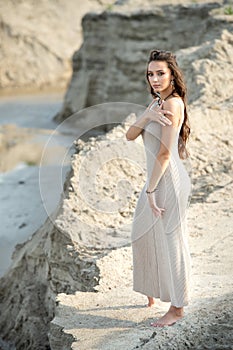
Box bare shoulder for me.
[163,96,183,111]
[163,97,183,127]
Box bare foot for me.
[151,305,184,327]
[147,296,155,307]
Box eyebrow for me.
[147,69,165,73]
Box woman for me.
[126,50,191,327]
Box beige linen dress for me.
[131,107,191,307]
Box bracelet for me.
[146,188,158,194]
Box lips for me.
[152,85,160,89]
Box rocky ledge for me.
[0,96,232,348]
[0,2,232,349]
[55,1,233,121]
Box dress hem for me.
[133,288,189,308]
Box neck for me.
[160,89,174,101]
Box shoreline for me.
[0,86,66,100]
[0,92,75,277]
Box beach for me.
[0,93,75,276]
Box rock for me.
[0,1,233,350]
[205,165,213,174]
[49,243,233,350]
[178,30,233,106]
[0,115,146,349]
[0,0,114,92]
[55,2,233,121]
[1,97,232,347]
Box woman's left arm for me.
[146,99,181,216]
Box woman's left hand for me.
[147,193,165,217]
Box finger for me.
[159,115,171,126]
[152,210,160,217]
[162,110,174,116]
[152,207,165,217]
[152,208,162,217]
[162,118,172,126]
[158,208,165,215]
[149,111,166,126]
[158,121,166,126]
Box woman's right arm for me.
[126,100,173,141]
[125,111,150,141]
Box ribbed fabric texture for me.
[131,112,191,307]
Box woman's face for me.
[147,60,173,94]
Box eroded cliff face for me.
[0,113,147,349]
[0,2,233,350]
[0,0,114,92]
[55,1,233,121]
[0,208,101,349]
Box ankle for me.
[147,296,155,305]
[170,305,184,317]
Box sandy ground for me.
[0,1,232,349]
[49,110,233,349]
[52,180,233,349]
[0,106,232,348]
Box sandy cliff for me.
[0,116,147,349]
[55,1,233,121]
[0,95,232,348]
[0,0,114,93]
[0,1,233,350]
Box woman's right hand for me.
[147,100,173,126]
[126,100,173,141]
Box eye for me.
[147,72,153,77]
[158,72,165,76]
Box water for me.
[0,92,62,129]
[0,92,76,277]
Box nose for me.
[152,75,158,82]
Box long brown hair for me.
[146,50,190,159]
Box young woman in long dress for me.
[126,50,191,327]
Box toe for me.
[151,322,163,327]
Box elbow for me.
[158,151,171,161]
[125,131,134,141]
